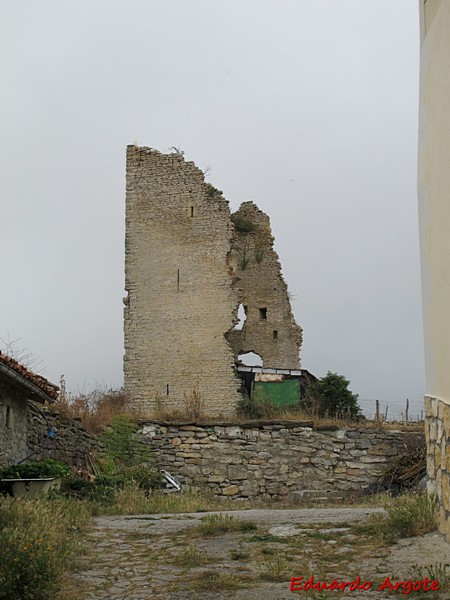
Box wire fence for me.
[358,397,425,422]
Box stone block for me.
[228,465,248,480]
[221,485,240,496]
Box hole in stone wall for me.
[259,307,267,320]
[5,405,11,429]
[238,352,263,367]
[273,330,278,341]
[187,203,198,217]
[233,304,247,331]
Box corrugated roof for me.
[0,352,59,401]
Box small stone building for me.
[124,146,303,417]
[0,352,59,465]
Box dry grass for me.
[54,383,142,435]
[193,513,257,536]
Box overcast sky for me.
[1,1,422,419]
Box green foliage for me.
[119,462,162,492]
[0,496,90,600]
[302,372,362,420]
[411,563,450,598]
[205,183,221,198]
[0,459,70,480]
[355,492,436,543]
[99,414,152,467]
[196,514,257,536]
[63,464,162,506]
[236,396,300,419]
[231,214,256,233]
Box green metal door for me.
[253,379,300,407]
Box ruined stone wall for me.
[27,404,102,472]
[0,381,28,465]
[141,421,423,500]
[124,146,242,416]
[425,396,450,541]
[227,202,302,369]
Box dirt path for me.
[68,508,450,599]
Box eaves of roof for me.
[0,352,59,403]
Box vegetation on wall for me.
[56,382,130,435]
[231,214,256,233]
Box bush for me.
[231,214,256,233]
[0,497,90,600]
[99,414,152,467]
[55,385,129,435]
[0,459,70,480]
[302,372,362,420]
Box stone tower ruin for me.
[124,146,302,417]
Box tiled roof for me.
[0,352,59,401]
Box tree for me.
[303,372,362,420]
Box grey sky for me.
[1,1,422,419]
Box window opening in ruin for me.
[238,352,263,367]
[259,307,267,320]
[273,330,278,341]
[166,384,170,396]
[177,269,180,291]
[5,405,10,429]
[187,203,198,218]
[233,303,247,331]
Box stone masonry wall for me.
[124,146,242,417]
[0,380,28,465]
[141,421,423,500]
[425,396,450,541]
[227,202,302,369]
[27,403,102,473]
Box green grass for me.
[248,533,290,544]
[172,545,212,567]
[258,555,290,582]
[186,570,251,591]
[354,492,436,544]
[0,496,91,600]
[194,514,257,537]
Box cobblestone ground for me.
[66,508,450,600]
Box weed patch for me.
[195,514,257,536]
[172,545,211,567]
[0,497,91,600]
[258,555,290,582]
[187,570,250,591]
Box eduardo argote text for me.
[290,575,441,595]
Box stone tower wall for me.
[227,202,302,369]
[124,146,242,416]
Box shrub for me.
[99,414,152,467]
[0,459,70,480]
[231,214,256,233]
[0,497,91,600]
[55,385,129,435]
[119,463,162,492]
[302,372,362,420]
